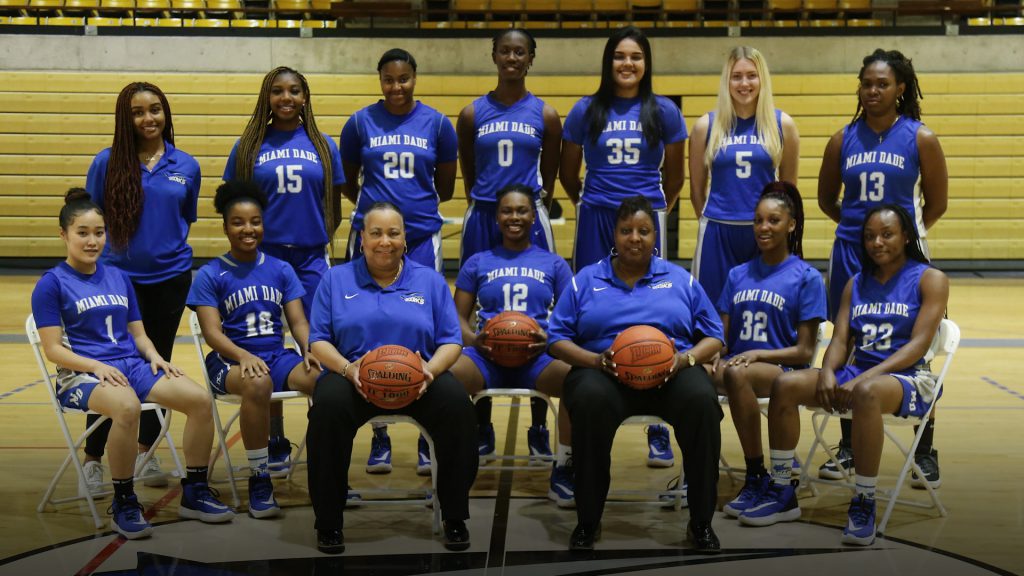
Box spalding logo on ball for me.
[359,345,425,409]
[483,310,540,368]
[610,325,676,390]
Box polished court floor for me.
[0,274,1021,575]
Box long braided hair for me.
[233,67,336,235]
[757,181,806,259]
[851,49,923,125]
[105,82,174,249]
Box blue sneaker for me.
[658,475,689,508]
[723,474,770,518]
[180,481,235,523]
[527,424,552,464]
[547,461,575,508]
[478,422,496,464]
[841,494,877,546]
[268,435,292,474]
[109,494,152,540]
[366,427,393,474]
[416,435,432,476]
[646,425,674,468]
[738,480,801,527]
[247,472,279,519]
[345,485,362,508]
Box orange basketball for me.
[483,311,541,368]
[610,325,677,390]
[358,345,424,410]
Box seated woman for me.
[305,202,478,554]
[741,204,948,547]
[548,196,725,552]
[449,184,575,506]
[712,182,826,517]
[187,180,321,519]
[31,189,233,540]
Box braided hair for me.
[105,82,174,249]
[852,49,923,125]
[858,203,929,281]
[757,181,805,259]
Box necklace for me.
[393,259,403,285]
[875,115,900,144]
[141,150,163,164]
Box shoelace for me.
[250,476,273,500]
[849,496,873,525]
[108,496,145,520]
[750,481,787,506]
[647,427,670,451]
[188,482,223,502]
[738,475,768,500]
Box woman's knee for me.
[110,397,142,424]
[240,375,273,403]
[722,364,748,394]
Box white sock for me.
[769,449,795,485]
[855,475,877,498]
[556,443,572,467]
[372,422,387,431]
[247,447,269,475]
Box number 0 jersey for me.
[849,259,929,369]
[702,110,782,222]
[470,92,546,202]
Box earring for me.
[653,246,660,257]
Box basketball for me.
[483,311,541,368]
[610,325,677,390]
[358,345,425,410]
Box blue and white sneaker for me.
[366,427,393,474]
[841,494,877,546]
[345,485,362,508]
[247,472,280,519]
[547,461,575,508]
[527,424,552,464]
[268,435,292,474]
[723,474,770,518]
[738,480,801,526]
[416,435,432,476]
[646,425,674,468]
[658,475,689,508]
[109,494,153,539]
[478,422,496,464]
[180,481,235,523]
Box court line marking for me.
[0,378,41,400]
[981,376,1024,401]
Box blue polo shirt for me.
[308,256,461,362]
[86,141,201,284]
[548,256,723,354]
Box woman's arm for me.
[728,320,821,367]
[195,305,270,378]
[283,298,321,370]
[127,320,182,376]
[341,160,361,205]
[817,130,845,224]
[779,112,800,184]
[681,335,723,366]
[559,141,583,205]
[456,105,477,200]
[37,325,129,385]
[687,114,710,219]
[550,339,612,374]
[662,140,686,213]
[453,287,479,347]
[425,342,462,378]
[434,160,458,203]
[540,104,564,209]
[917,127,948,230]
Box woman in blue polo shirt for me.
[548,196,724,553]
[305,202,477,555]
[85,82,201,495]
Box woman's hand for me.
[343,356,366,400]
[475,330,494,359]
[418,351,434,399]
[92,362,130,387]
[303,350,322,373]
[710,353,723,375]
[238,352,269,379]
[833,378,857,413]
[150,358,183,378]
[815,368,839,413]
[727,350,762,368]
[595,349,616,377]
[527,327,548,359]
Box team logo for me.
[166,173,189,185]
[402,293,425,305]
[651,281,673,290]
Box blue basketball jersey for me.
[717,255,826,358]
[455,245,572,333]
[187,252,306,353]
[31,262,142,362]
[470,92,546,202]
[223,128,345,248]
[702,110,782,221]
[562,95,687,210]
[340,101,458,240]
[837,116,924,242]
[848,259,929,368]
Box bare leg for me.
[224,370,272,451]
[145,376,214,468]
[850,376,905,477]
[767,369,821,452]
[86,385,142,479]
[536,359,572,445]
[724,362,782,459]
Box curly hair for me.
[852,49,923,125]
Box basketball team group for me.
[32,24,951,555]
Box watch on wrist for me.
[685,352,696,367]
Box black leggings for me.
[85,271,191,458]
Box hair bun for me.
[64,187,90,204]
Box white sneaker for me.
[135,453,168,488]
[79,460,105,499]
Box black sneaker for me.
[911,449,941,489]
[443,520,471,551]
[818,445,854,480]
[317,529,345,554]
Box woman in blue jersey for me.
[816,49,947,484]
[305,202,478,555]
[689,46,800,306]
[559,26,687,274]
[548,196,724,553]
[739,204,948,547]
[711,182,826,519]
[449,185,575,506]
[32,190,233,539]
[224,66,345,470]
[84,82,200,496]
[188,181,322,520]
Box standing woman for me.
[689,46,800,306]
[560,26,687,273]
[84,82,201,494]
[817,49,947,484]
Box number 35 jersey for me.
[849,259,929,369]
[838,116,923,243]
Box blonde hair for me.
[704,46,783,170]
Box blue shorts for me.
[55,356,163,412]
[835,364,940,418]
[460,198,555,266]
[827,237,862,323]
[262,243,329,319]
[347,229,443,273]
[462,346,555,390]
[692,217,758,307]
[573,202,667,272]
[204,348,304,396]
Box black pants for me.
[85,270,191,458]
[307,371,479,531]
[564,366,723,528]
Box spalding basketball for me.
[483,311,541,368]
[610,325,676,390]
[358,345,424,410]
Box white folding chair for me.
[607,416,688,510]
[799,318,960,534]
[472,388,559,470]
[28,314,184,529]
